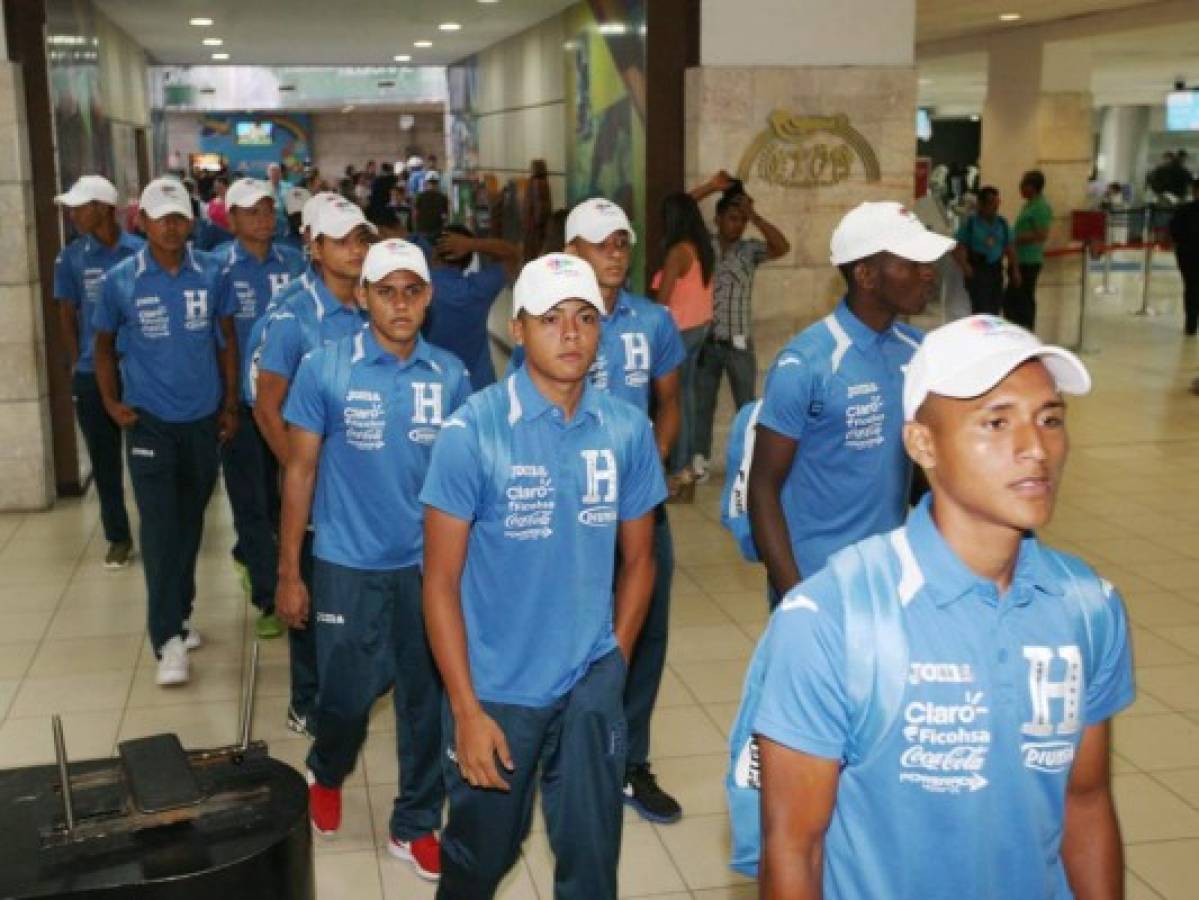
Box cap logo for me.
[967,315,1011,334]
[545,257,580,275]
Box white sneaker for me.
[156,636,190,686]
[691,454,710,484]
[182,622,202,651]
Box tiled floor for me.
[1,266,1197,898]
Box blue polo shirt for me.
[94,246,235,422]
[753,495,1134,900]
[757,299,921,578]
[53,231,144,372]
[258,272,368,383]
[240,268,316,405]
[508,290,686,414]
[420,368,668,706]
[425,262,507,391]
[284,330,469,570]
[215,239,305,358]
[954,214,1011,265]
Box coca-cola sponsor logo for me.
[900,745,987,773]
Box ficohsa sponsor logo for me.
[1022,741,1075,773]
[578,505,617,527]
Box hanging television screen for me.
[1165,91,1199,132]
[236,121,274,146]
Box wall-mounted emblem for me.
[736,111,880,188]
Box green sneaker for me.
[255,612,284,640]
[234,559,252,596]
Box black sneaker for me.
[623,763,682,824]
[287,705,315,739]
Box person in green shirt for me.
[1006,169,1053,329]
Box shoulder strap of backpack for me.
[725,400,763,523]
[830,531,911,766]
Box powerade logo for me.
[1021,741,1075,773]
[577,505,617,527]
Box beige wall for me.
[96,10,148,129]
[0,62,55,509]
[686,65,919,460]
[310,109,444,181]
[463,11,569,207]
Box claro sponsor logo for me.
[578,505,618,527]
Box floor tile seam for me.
[1141,769,1199,815]
[5,523,96,730]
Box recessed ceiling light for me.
[414,40,433,48]
[970,114,980,121]
[439,22,461,32]
[999,12,1021,21]
[478,0,500,4]
[211,52,229,60]
[189,17,213,26]
[202,37,223,46]
[394,54,411,62]
[597,22,627,35]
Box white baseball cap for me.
[407,155,424,168]
[300,191,340,232]
[284,185,311,216]
[424,169,441,184]
[512,253,604,318]
[565,198,637,245]
[225,178,275,210]
[360,238,431,285]
[139,178,194,220]
[55,175,119,207]
[903,315,1091,421]
[311,197,377,240]
[829,201,954,266]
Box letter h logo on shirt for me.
[620,332,651,373]
[1021,645,1083,737]
[411,382,444,425]
[183,289,208,322]
[268,273,292,297]
[580,448,618,504]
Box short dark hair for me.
[715,185,746,217]
[978,185,999,204]
[1021,170,1045,193]
[838,253,881,288]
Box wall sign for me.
[736,111,880,188]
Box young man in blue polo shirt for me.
[748,202,954,607]
[254,196,377,737]
[422,253,666,899]
[216,178,305,640]
[753,315,1133,898]
[53,175,144,569]
[423,225,519,391]
[277,239,469,881]
[565,198,688,822]
[507,198,687,821]
[93,177,240,687]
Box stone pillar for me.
[980,34,1093,344]
[687,0,918,464]
[0,23,55,509]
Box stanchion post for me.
[1098,213,1115,295]
[1134,240,1156,317]
[1075,240,1091,352]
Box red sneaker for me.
[306,772,341,836]
[388,832,441,881]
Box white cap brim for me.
[912,346,1091,418]
[885,229,957,264]
[54,187,94,207]
[142,199,194,220]
[228,186,275,210]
